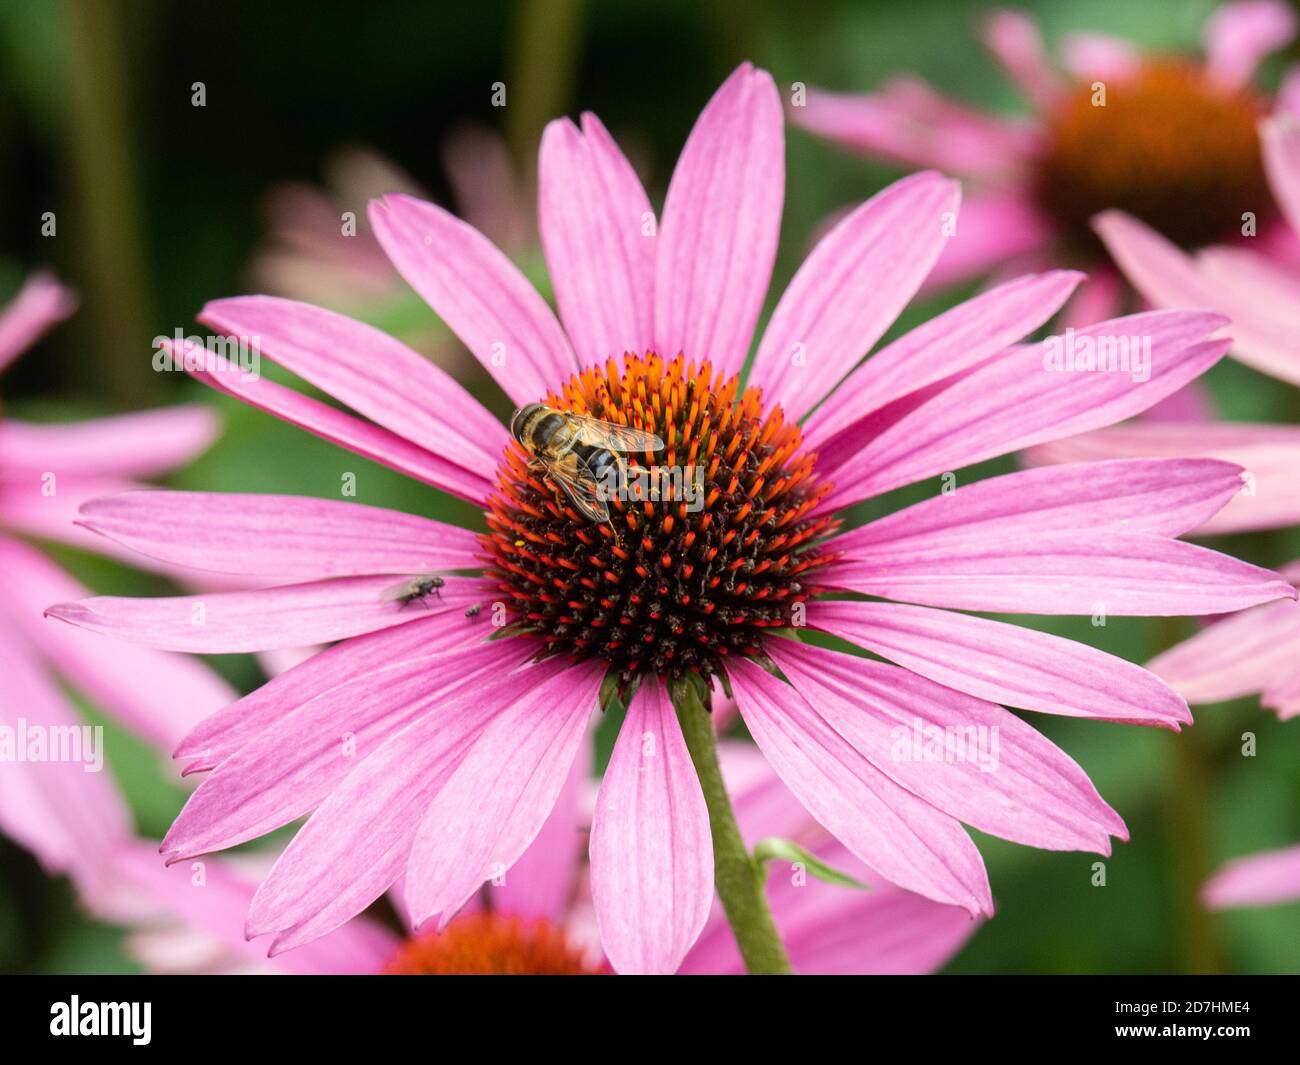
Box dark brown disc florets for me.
[1035,61,1272,252]
[480,353,838,685]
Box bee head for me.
[509,403,545,447]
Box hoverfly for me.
[510,403,664,524]
[384,574,445,609]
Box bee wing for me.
[381,575,439,602]
[545,460,610,523]
[570,416,664,454]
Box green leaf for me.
[753,838,870,890]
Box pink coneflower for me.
[49,64,1293,974]
[0,275,237,863]
[792,1,1300,324]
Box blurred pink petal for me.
[0,405,218,480]
[0,537,237,751]
[922,192,1053,290]
[1149,597,1300,704]
[1026,422,1300,534]
[0,272,76,372]
[1204,0,1297,88]
[1203,843,1300,908]
[981,8,1061,110]
[795,79,1037,180]
[1058,33,1142,82]
[0,615,130,884]
[1095,210,1300,386]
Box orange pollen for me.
[384,913,609,976]
[1035,60,1271,250]
[479,352,838,685]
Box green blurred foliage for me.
[1,0,1298,974]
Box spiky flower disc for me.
[481,352,838,684]
[1036,61,1271,250]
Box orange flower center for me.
[384,913,609,975]
[480,352,836,687]
[1035,61,1271,250]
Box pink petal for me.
[368,193,577,405]
[404,661,603,930]
[0,475,242,584]
[793,80,1038,180]
[1203,843,1300,908]
[1147,597,1300,703]
[181,345,493,503]
[981,8,1061,110]
[1025,422,1300,534]
[817,310,1231,511]
[0,271,76,372]
[1059,33,1142,82]
[1262,115,1300,241]
[1094,210,1300,387]
[0,617,131,886]
[809,599,1191,728]
[922,192,1053,291]
[78,490,482,579]
[108,840,398,975]
[45,573,492,653]
[748,172,960,420]
[803,270,1082,447]
[1280,63,1300,118]
[199,296,506,479]
[0,405,218,480]
[161,639,536,863]
[771,639,1125,852]
[833,458,1246,551]
[728,656,993,916]
[1204,0,1297,88]
[538,113,656,367]
[246,657,569,953]
[822,529,1293,616]
[174,609,489,770]
[654,63,783,379]
[0,537,238,752]
[589,681,713,974]
[490,736,591,921]
[1057,267,1124,330]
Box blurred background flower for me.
[2,0,1299,975]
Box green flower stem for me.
[671,677,793,975]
